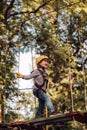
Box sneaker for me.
[50,111,61,117]
[35,114,45,119]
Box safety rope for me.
[30,42,38,118]
[17,46,21,120]
[68,44,74,112]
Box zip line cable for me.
[30,41,37,118]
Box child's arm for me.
[16,70,39,80]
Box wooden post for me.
[0,104,2,123]
[45,106,48,130]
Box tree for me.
[0,0,87,129]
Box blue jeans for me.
[33,89,55,118]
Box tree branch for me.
[5,0,50,20]
[4,0,15,24]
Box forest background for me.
[0,0,87,130]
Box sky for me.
[17,51,39,90]
[18,52,34,90]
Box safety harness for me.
[35,68,48,92]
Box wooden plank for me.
[28,111,87,125]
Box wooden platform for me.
[0,111,87,130]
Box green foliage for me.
[0,0,87,129]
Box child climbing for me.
[17,55,58,118]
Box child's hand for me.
[49,82,59,88]
[16,73,23,78]
[49,81,55,88]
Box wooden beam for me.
[0,111,87,130]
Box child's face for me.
[39,59,49,68]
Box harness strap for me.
[35,69,48,90]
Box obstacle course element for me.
[0,111,87,130]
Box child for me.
[17,55,57,118]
